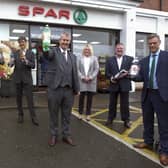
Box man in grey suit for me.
[45,32,79,147]
[105,43,133,128]
[11,36,39,126]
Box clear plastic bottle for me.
[130,58,139,76]
[42,25,51,52]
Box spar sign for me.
[18,5,87,25]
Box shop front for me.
[0,0,140,92]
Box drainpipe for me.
[160,0,163,11]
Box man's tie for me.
[149,54,156,89]
[62,51,67,61]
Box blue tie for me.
[149,54,156,89]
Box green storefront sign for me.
[73,9,87,25]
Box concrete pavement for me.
[0,91,163,168]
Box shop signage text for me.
[18,5,70,20]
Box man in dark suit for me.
[132,34,168,166]
[45,32,79,147]
[105,43,133,128]
[12,36,38,126]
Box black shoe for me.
[62,137,76,146]
[17,116,24,123]
[105,120,113,126]
[124,121,131,128]
[32,117,39,126]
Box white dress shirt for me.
[83,56,91,76]
[116,56,123,70]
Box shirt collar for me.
[60,47,67,54]
[115,55,123,59]
[150,49,160,57]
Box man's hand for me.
[110,77,117,84]
[82,77,92,83]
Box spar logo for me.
[73,9,87,24]
[18,5,87,25]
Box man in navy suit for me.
[105,43,133,128]
[133,34,168,166]
[11,36,39,126]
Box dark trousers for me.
[142,89,168,155]
[78,91,94,115]
[48,87,74,138]
[16,82,36,118]
[108,91,129,121]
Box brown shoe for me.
[62,137,76,146]
[133,142,153,150]
[159,154,168,166]
[48,136,57,147]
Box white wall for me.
[0,0,124,29]
[136,16,157,33]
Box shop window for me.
[73,28,119,92]
[0,22,29,96]
[165,36,168,51]
[136,33,150,60]
[30,25,71,86]
[0,22,29,79]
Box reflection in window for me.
[0,22,29,81]
[30,25,71,86]
[136,33,150,60]
[73,28,119,58]
[165,36,168,51]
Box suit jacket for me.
[105,55,133,92]
[133,50,168,102]
[77,55,99,92]
[13,49,35,84]
[45,47,79,94]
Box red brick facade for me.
[138,0,168,12]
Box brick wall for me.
[161,0,168,11]
[139,0,168,12]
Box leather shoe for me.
[48,136,57,147]
[133,142,153,150]
[86,115,91,121]
[159,154,168,166]
[32,117,39,126]
[124,121,131,128]
[105,120,113,126]
[62,137,76,146]
[17,116,24,123]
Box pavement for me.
[0,91,164,168]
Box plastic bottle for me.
[129,58,139,76]
[42,25,51,52]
